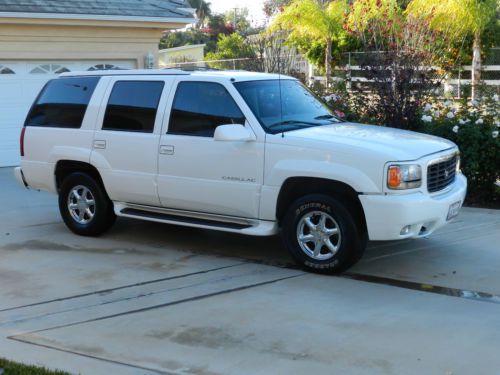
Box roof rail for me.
[59,69,191,77]
[163,66,220,72]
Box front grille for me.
[427,154,457,193]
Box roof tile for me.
[0,0,193,19]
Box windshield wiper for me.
[267,120,320,130]
[314,114,343,122]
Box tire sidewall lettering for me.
[295,202,332,217]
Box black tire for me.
[58,172,116,236]
[281,194,367,274]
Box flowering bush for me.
[315,80,499,206]
[418,94,500,206]
[317,81,361,123]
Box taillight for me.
[20,127,26,157]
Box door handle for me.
[160,145,175,155]
[94,140,106,149]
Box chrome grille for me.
[427,154,457,193]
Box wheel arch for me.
[54,160,106,194]
[276,177,367,233]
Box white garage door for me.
[0,60,136,167]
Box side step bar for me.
[121,208,252,230]
[114,203,279,237]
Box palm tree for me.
[272,0,347,86]
[406,0,498,100]
[189,0,212,28]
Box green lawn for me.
[0,358,70,375]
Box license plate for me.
[447,201,462,221]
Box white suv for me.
[14,70,467,273]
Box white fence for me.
[162,49,500,96]
[162,56,311,77]
[310,50,500,96]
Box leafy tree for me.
[285,31,357,72]
[406,0,498,99]
[272,0,348,86]
[204,14,235,37]
[188,0,212,27]
[205,33,256,63]
[346,0,403,49]
[224,7,252,34]
[263,0,293,17]
[344,0,451,130]
[248,30,298,74]
[160,29,209,50]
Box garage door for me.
[0,60,136,167]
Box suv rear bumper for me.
[359,173,467,241]
[14,167,29,189]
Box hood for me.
[284,123,456,160]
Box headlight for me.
[387,164,422,189]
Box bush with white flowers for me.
[418,94,500,206]
[316,81,499,206]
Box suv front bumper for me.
[359,174,467,240]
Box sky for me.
[208,0,267,25]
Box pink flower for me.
[335,110,345,118]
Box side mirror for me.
[214,124,256,142]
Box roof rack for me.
[59,69,191,77]
[163,66,220,72]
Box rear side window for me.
[102,81,164,133]
[25,77,100,128]
[169,82,245,137]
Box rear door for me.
[90,77,174,206]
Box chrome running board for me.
[114,202,278,236]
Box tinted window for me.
[103,81,164,133]
[25,77,100,128]
[169,82,245,137]
[234,80,342,134]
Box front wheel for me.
[58,172,116,236]
[281,194,367,274]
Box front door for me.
[157,80,264,219]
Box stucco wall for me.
[0,21,169,68]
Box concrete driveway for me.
[0,167,499,375]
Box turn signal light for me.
[388,166,401,188]
[387,164,422,189]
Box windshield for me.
[234,79,342,134]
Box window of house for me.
[168,82,245,137]
[30,64,70,74]
[88,64,125,71]
[102,81,164,133]
[25,77,100,128]
[0,65,15,74]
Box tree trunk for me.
[471,30,481,101]
[325,38,332,88]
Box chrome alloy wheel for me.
[67,185,96,225]
[296,211,342,260]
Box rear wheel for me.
[58,172,115,236]
[282,194,367,274]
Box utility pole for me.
[232,7,238,31]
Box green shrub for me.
[418,95,500,206]
[314,81,361,123]
[0,358,70,375]
[316,84,499,207]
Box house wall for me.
[0,18,187,166]
[0,22,168,68]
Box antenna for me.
[278,53,284,138]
